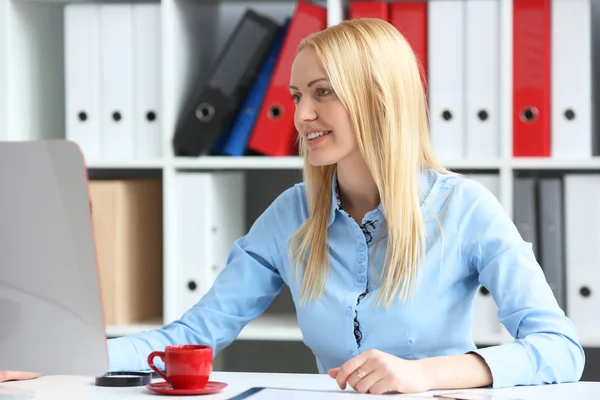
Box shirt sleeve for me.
[105,187,295,372]
[459,179,585,389]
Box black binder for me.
[173,10,281,156]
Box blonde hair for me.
[288,18,449,308]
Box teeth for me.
[307,131,330,140]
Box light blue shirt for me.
[107,168,584,389]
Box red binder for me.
[388,2,427,89]
[513,0,551,157]
[246,1,327,156]
[349,1,388,20]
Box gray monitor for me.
[0,140,108,377]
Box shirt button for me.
[349,350,357,357]
[359,244,366,251]
[345,306,353,316]
[358,267,365,274]
[357,275,366,284]
[358,255,365,262]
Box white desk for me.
[1,371,598,399]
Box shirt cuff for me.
[107,337,154,372]
[470,341,534,389]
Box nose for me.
[295,97,317,123]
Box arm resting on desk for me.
[458,181,585,389]
[419,353,492,390]
[106,188,296,372]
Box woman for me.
[2,18,584,394]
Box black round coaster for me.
[95,371,153,387]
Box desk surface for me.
[1,371,598,399]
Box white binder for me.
[465,0,500,159]
[174,172,246,321]
[64,4,101,161]
[99,4,135,160]
[564,174,600,342]
[466,174,504,342]
[132,3,162,160]
[428,0,465,160]
[551,0,592,158]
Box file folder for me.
[99,4,135,160]
[247,1,327,156]
[174,172,245,321]
[349,1,388,20]
[467,174,503,341]
[214,20,291,156]
[551,0,592,158]
[172,10,280,156]
[513,0,551,157]
[428,0,465,160]
[538,177,566,310]
[465,0,500,159]
[64,4,102,161]
[388,1,427,89]
[513,177,538,257]
[132,3,162,159]
[564,174,600,341]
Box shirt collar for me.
[327,167,436,228]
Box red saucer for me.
[147,381,228,396]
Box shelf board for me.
[104,316,526,346]
[105,319,163,337]
[171,156,506,171]
[86,159,165,169]
[472,328,514,346]
[443,159,504,170]
[79,156,600,171]
[237,314,302,341]
[511,157,600,170]
[172,156,303,170]
[104,315,302,341]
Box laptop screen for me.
[0,140,108,376]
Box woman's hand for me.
[328,349,432,394]
[0,371,41,383]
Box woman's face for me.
[289,47,359,166]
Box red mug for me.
[147,344,213,389]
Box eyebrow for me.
[288,77,329,90]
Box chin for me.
[307,152,339,167]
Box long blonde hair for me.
[289,18,448,308]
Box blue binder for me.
[213,19,291,156]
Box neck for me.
[336,152,380,215]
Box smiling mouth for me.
[307,131,332,140]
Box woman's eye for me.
[317,88,331,97]
[291,94,301,104]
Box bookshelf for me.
[2,0,600,375]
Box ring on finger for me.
[356,369,366,379]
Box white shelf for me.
[442,159,504,170]
[511,157,600,170]
[104,315,303,342]
[86,159,165,169]
[172,156,303,170]
[237,315,302,341]
[171,156,504,171]
[105,319,163,337]
[104,314,521,347]
[473,329,514,346]
[80,156,600,172]
[577,335,600,348]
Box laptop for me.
[0,140,108,377]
